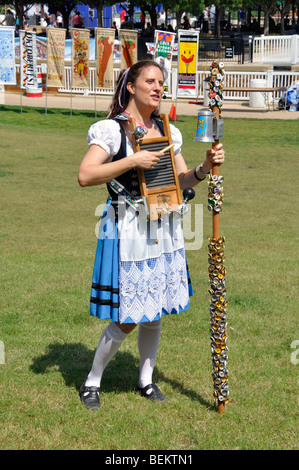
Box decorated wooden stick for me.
[207,61,229,414]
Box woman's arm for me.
[78,144,164,187]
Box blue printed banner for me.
[0,27,16,85]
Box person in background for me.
[141,21,153,37]
[1,7,16,26]
[140,8,146,31]
[120,7,127,23]
[120,15,133,29]
[56,11,63,28]
[112,20,118,38]
[182,15,191,29]
[69,7,77,28]
[73,10,84,28]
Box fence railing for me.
[252,34,299,64]
[16,64,299,101]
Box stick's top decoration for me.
[208,61,225,115]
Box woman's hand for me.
[202,143,225,173]
[129,150,162,170]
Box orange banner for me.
[120,30,138,69]
[95,28,115,89]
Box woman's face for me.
[128,66,164,110]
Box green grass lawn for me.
[0,105,298,450]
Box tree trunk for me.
[264,5,276,35]
[247,8,252,29]
[146,5,158,29]
[258,6,261,30]
[280,5,286,34]
[128,2,134,27]
[263,10,269,35]
[215,7,221,37]
[98,4,103,27]
[175,10,183,30]
[16,0,24,30]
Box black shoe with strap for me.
[79,384,101,410]
[136,383,168,402]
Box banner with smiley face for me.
[177,30,199,97]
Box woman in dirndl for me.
[78,60,225,409]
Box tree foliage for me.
[0,0,297,35]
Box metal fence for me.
[138,36,250,64]
[197,37,249,64]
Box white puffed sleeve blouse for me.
[87,119,183,160]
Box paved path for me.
[1,91,298,120]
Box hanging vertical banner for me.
[95,28,115,89]
[154,30,175,94]
[72,28,90,88]
[0,27,16,85]
[119,30,138,69]
[177,30,199,97]
[20,30,38,89]
[47,28,66,88]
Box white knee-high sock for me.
[138,319,161,388]
[85,322,128,388]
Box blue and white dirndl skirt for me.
[90,198,193,324]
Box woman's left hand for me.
[204,143,225,171]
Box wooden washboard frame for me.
[130,114,182,220]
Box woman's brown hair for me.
[107,60,164,119]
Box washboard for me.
[130,114,182,220]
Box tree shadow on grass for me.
[0,105,29,114]
[30,342,212,409]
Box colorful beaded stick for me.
[208,61,229,414]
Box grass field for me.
[0,105,298,450]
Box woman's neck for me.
[123,108,152,129]
[124,101,156,127]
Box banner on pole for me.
[47,28,66,88]
[119,30,138,69]
[154,30,175,94]
[95,28,115,89]
[177,30,199,98]
[72,28,90,89]
[20,30,38,89]
[0,27,16,85]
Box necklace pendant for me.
[130,125,148,142]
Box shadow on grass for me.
[0,105,29,114]
[30,342,211,409]
[0,105,107,119]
